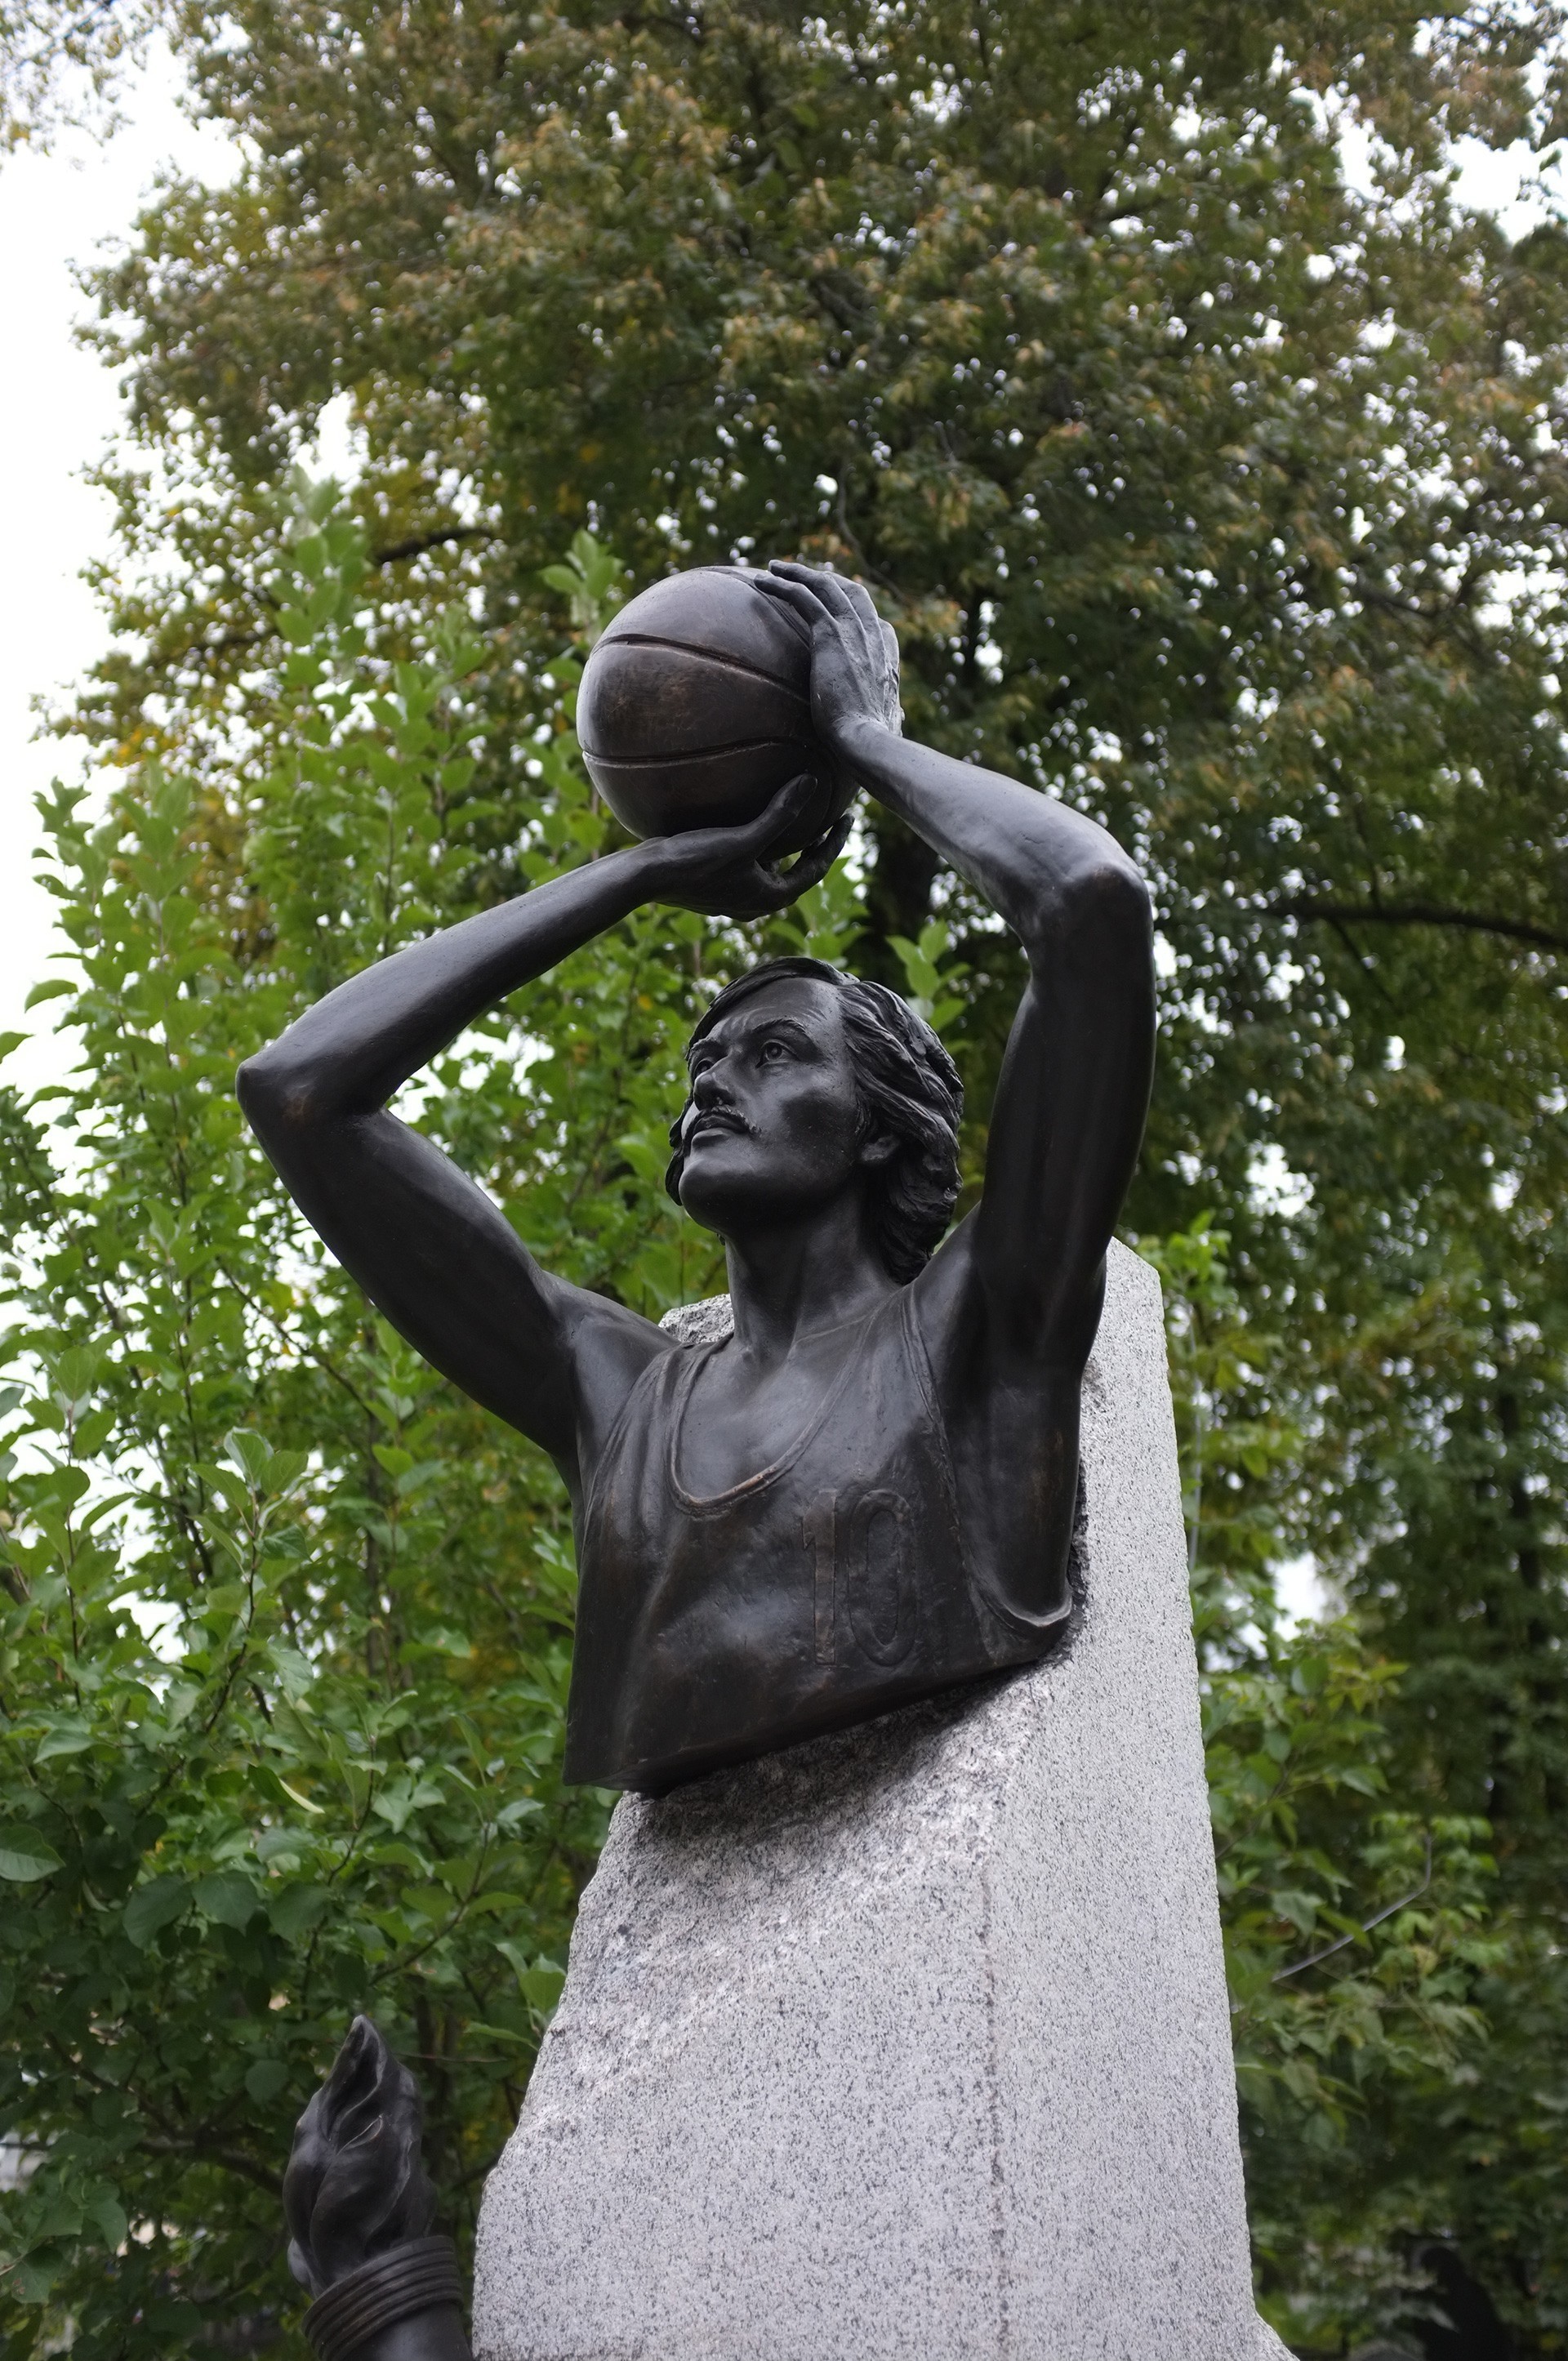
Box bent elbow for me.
[236,1047,323,1142]
[1027,857,1152,964]
[1076,856,1152,930]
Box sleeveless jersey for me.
[566,1288,1071,1793]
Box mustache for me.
[679,1099,754,1143]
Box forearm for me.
[837,718,1144,953]
[240,842,661,1126]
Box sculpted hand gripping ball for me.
[238,558,1156,1797]
[576,567,851,852]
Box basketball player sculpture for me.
[238,559,1155,1796]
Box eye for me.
[757,1038,791,1064]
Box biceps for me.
[264,1111,578,1456]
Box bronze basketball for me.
[577,567,849,853]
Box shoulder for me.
[550,1281,679,1454]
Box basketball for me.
[576,567,849,853]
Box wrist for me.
[593,834,665,893]
[621,835,679,902]
[831,713,894,774]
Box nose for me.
[693,1060,729,1109]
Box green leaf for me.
[224,1428,274,1484]
[34,1719,93,1762]
[269,1884,331,1940]
[244,2059,291,2103]
[86,2194,128,2251]
[53,1346,105,1402]
[194,1872,262,1930]
[413,1626,473,1660]
[519,1962,566,2012]
[0,1826,64,1882]
[494,1797,543,1830]
[123,1874,192,1947]
[12,2251,63,2304]
[267,1642,317,1701]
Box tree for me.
[5,0,1568,2344]
[0,508,646,2356]
[0,488,1503,2360]
[0,1,163,150]
[1146,1218,1506,2352]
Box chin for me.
[678,1138,773,1221]
[677,1169,764,1237]
[678,1158,849,1245]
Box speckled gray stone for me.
[657,1293,736,1348]
[474,1242,1289,2360]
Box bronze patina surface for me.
[239,560,1155,1796]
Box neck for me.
[721,1193,896,1366]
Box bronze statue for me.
[238,562,1155,1794]
[285,2016,471,2361]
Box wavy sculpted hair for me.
[664,957,964,1286]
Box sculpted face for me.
[675,978,889,1238]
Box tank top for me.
[565,1288,1071,1793]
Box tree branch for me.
[141,2135,283,2198]
[371,525,492,567]
[1272,898,1568,956]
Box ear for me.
[858,1131,898,1170]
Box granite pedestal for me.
[474,1242,1288,2359]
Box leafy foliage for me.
[0,511,642,2354]
[0,0,162,150]
[1144,1220,1505,2346]
[4,0,1568,2346]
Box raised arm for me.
[757,564,1155,1370]
[238,777,845,1484]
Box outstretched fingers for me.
[782,808,853,895]
[751,570,826,630]
[840,577,884,636]
[765,558,860,616]
[756,559,899,746]
[760,561,889,668]
[843,581,893,682]
[732,770,817,860]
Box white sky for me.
[0,44,238,1093]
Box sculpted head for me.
[665,959,963,1283]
